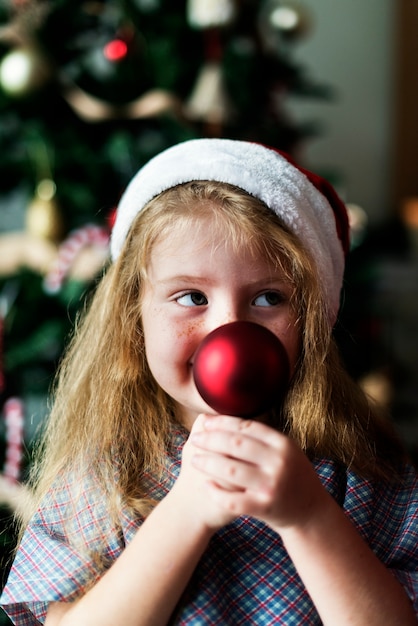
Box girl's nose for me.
[208,305,247,334]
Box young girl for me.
[1,139,418,625]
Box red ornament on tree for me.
[193,321,290,418]
[103,39,128,62]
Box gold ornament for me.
[25,179,64,242]
[0,46,51,97]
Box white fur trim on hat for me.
[111,138,346,323]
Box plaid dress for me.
[1,425,418,625]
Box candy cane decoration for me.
[44,224,110,294]
[0,280,19,397]
[3,397,24,483]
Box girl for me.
[1,139,417,625]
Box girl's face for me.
[141,210,301,429]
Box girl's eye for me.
[253,291,284,307]
[176,292,208,307]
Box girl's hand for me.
[189,415,328,531]
[171,414,242,531]
[177,416,418,626]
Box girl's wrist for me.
[167,480,222,536]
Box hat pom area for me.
[110,139,349,324]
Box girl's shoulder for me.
[315,458,418,548]
[315,457,418,500]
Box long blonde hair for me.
[20,181,404,536]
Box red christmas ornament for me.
[193,321,289,418]
[103,39,128,62]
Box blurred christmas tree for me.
[0,0,332,614]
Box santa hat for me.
[111,139,350,324]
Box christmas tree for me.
[0,0,331,613]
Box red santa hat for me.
[111,139,350,324]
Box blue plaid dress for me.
[1,425,418,625]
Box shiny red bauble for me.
[193,321,290,418]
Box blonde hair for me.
[19,181,404,541]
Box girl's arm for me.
[46,488,211,626]
[45,415,234,626]
[191,415,417,626]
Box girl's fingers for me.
[203,415,284,448]
[191,416,285,466]
[205,481,271,517]
[191,451,268,493]
[191,418,283,495]
[188,415,324,528]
